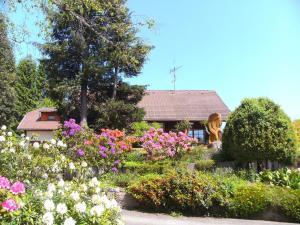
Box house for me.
[138,90,230,143]
[17,108,61,141]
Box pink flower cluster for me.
[0,176,25,212]
[140,128,197,160]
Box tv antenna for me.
[170,65,183,91]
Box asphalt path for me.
[122,210,298,225]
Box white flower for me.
[92,194,102,204]
[42,173,49,179]
[1,125,7,131]
[58,179,65,188]
[7,141,13,147]
[26,154,32,160]
[60,154,66,161]
[33,142,40,149]
[25,136,30,141]
[57,140,66,148]
[48,183,56,193]
[69,162,76,170]
[90,205,105,217]
[43,143,50,150]
[19,140,26,148]
[64,217,76,225]
[44,199,55,211]
[56,203,68,215]
[45,191,53,199]
[19,201,25,208]
[50,139,56,145]
[74,202,86,213]
[81,161,88,168]
[287,169,291,174]
[7,131,12,136]
[21,133,25,138]
[95,187,101,194]
[80,184,88,192]
[9,148,15,153]
[89,177,99,187]
[42,212,54,225]
[0,136,5,142]
[105,199,118,209]
[117,219,125,225]
[70,191,80,201]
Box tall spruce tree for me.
[0,13,17,127]
[15,57,46,120]
[42,0,151,128]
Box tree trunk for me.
[112,67,118,100]
[80,79,88,127]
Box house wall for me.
[26,130,55,141]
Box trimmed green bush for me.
[228,184,270,218]
[194,160,215,171]
[223,97,298,164]
[127,171,300,222]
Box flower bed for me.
[140,128,197,160]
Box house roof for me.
[138,90,230,121]
[17,107,61,131]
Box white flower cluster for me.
[40,178,122,225]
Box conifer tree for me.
[0,13,17,127]
[15,57,46,120]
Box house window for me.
[48,115,56,121]
[188,129,205,143]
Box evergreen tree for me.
[42,0,151,128]
[15,57,46,120]
[0,13,17,127]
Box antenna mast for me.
[170,65,182,91]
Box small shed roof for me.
[138,90,230,121]
[17,107,61,131]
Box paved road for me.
[122,210,298,225]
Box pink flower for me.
[10,181,25,195]
[0,176,10,189]
[1,199,19,212]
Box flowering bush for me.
[257,168,300,189]
[140,128,197,160]
[0,176,26,220]
[35,178,123,225]
[61,120,133,172]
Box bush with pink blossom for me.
[60,120,133,173]
[140,128,198,160]
[0,176,26,218]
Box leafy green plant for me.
[223,97,298,165]
[130,121,161,137]
[257,168,300,189]
[194,160,215,171]
[175,120,192,132]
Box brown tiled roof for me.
[138,90,230,121]
[17,108,61,131]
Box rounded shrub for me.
[223,97,298,164]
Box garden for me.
[0,98,300,224]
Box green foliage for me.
[277,188,300,222]
[175,120,192,132]
[228,184,270,218]
[91,99,145,130]
[42,0,151,127]
[194,160,215,171]
[223,97,298,164]
[257,168,300,189]
[128,171,226,214]
[294,120,300,143]
[15,57,46,120]
[130,121,161,137]
[0,13,17,128]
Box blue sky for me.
[6,0,300,120]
